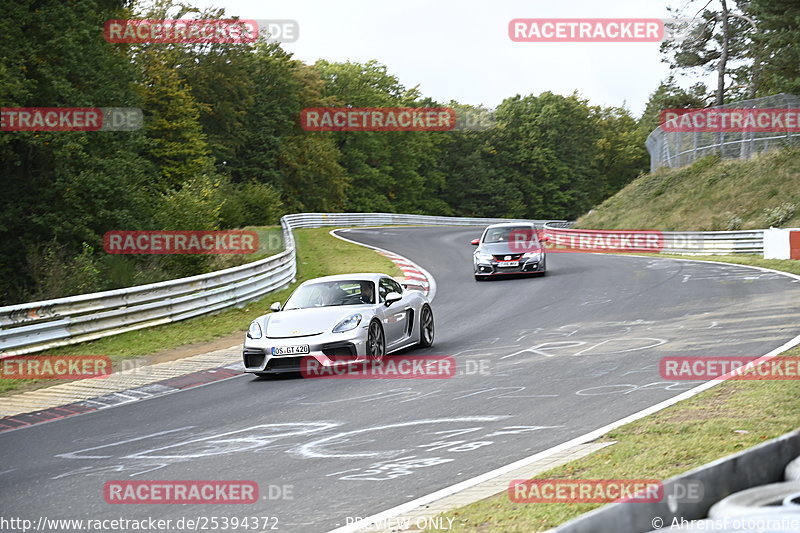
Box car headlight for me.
[475,252,493,263]
[333,313,362,333]
[247,321,262,339]
[522,252,542,259]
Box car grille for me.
[243,348,266,369]
[493,253,523,261]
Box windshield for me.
[483,226,539,244]
[283,280,375,309]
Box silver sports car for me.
[242,273,435,375]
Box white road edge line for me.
[329,228,438,302]
[323,249,800,533]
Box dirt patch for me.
[135,330,244,365]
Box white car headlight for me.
[247,321,262,339]
[475,252,493,262]
[333,313,362,333]
[522,252,542,259]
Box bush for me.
[763,203,797,227]
[219,179,284,229]
[26,242,103,300]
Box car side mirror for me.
[540,236,550,244]
[385,292,402,306]
[470,238,480,245]
[270,302,282,312]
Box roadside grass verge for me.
[0,228,400,395]
[576,147,800,231]
[432,253,800,532]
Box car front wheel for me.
[418,305,434,348]
[367,320,385,361]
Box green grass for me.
[431,253,800,532]
[577,147,800,231]
[0,227,401,395]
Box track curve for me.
[2,226,800,532]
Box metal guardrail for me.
[542,223,764,255]
[0,213,554,357]
[0,214,768,356]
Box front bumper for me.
[243,328,368,374]
[474,256,545,276]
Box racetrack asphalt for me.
[2,226,799,532]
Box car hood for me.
[478,242,542,255]
[265,307,368,338]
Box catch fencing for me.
[646,93,800,171]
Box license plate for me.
[271,345,310,356]
[498,261,519,267]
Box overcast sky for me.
[191,0,686,116]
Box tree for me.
[488,92,601,220]
[593,107,650,198]
[0,0,155,303]
[749,0,800,95]
[662,1,756,105]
